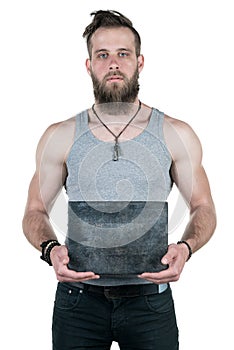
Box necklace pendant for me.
[113,141,119,161]
[92,101,142,162]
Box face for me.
[86,27,144,103]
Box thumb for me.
[161,244,176,265]
[61,246,69,265]
[56,245,69,265]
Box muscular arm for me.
[22,122,69,250]
[169,119,216,254]
[139,117,216,283]
[22,119,99,282]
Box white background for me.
[1,0,233,349]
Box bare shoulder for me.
[36,116,76,163]
[164,114,198,138]
[39,116,76,141]
[163,114,202,161]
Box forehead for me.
[90,26,136,52]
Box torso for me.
[58,103,185,182]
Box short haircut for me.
[83,10,141,58]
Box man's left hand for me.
[138,243,189,284]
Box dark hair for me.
[83,10,141,58]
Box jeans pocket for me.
[145,287,174,314]
[54,283,83,311]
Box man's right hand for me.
[50,245,100,283]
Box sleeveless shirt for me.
[65,107,173,286]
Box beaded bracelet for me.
[177,240,193,261]
[40,240,61,266]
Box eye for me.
[98,53,108,59]
[118,52,129,57]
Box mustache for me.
[103,71,126,81]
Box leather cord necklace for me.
[92,101,142,161]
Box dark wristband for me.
[40,240,61,266]
[177,240,193,261]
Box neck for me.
[93,99,140,116]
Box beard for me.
[90,68,140,104]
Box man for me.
[22,10,216,350]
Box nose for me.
[109,57,119,70]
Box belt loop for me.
[103,287,111,299]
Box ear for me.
[137,54,144,73]
[85,58,91,76]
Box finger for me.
[161,244,177,265]
[51,245,69,265]
[61,255,69,265]
[56,266,100,282]
[57,274,100,283]
[139,271,164,281]
[57,245,69,261]
[139,266,179,284]
[138,274,158,283]
[57,267,97,279]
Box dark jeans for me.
[52,282,179,350]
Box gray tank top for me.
[65,108,172,286]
